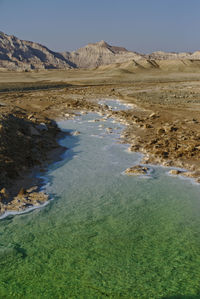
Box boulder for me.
[169,169,183,175]
[27,114,34,120]
[149,113,159,119]
[72,131,80,136]
[144,124,152,129]
[169,126,178,132]
[125,165,149,176]
[157,128,166,135]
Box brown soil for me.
[1,68,200,215]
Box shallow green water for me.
[0,100,200,298]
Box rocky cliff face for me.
[0,32,75,70]
[0,31,200,70]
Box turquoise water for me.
[0,100,200,298]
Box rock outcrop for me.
[125,165,150,176]
[169,169,183,176]
[0,31,75,70]
[0,187,48,216]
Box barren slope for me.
[1,31,200,71]
[62,40,144,68]
[0,32,75,70]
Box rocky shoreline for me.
[104,103,200,183]
[0,98,109,217]
[1,77,200,216]
[0,111,68,217]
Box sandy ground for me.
[1,67,200,214]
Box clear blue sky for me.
[0,0,199,53]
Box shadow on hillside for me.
[0,113,80,198]
[0,81,73,93]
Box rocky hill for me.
[97,59,200,74]
[0,31,75,70]
[63,40,200,68]
[0,31,200,70]
[148,51,200,60]
[62,40,144,68]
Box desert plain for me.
[1,64,200,215]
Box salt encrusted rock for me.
[72,131,81,136]
[125,165,149,176]
[26,186,38,193]
[28,114,34,120]
[12,191,49,209]
[182,171,200,178]
[0,182,49,217]
[162,161,173,167]
[169,169,183,175]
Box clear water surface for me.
[0,100,200,298]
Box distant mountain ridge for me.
[0,31,75,70]
[0,31,200,70]
[148,50,200,60]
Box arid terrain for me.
[1,64,200,216]
[2,31,200,71]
